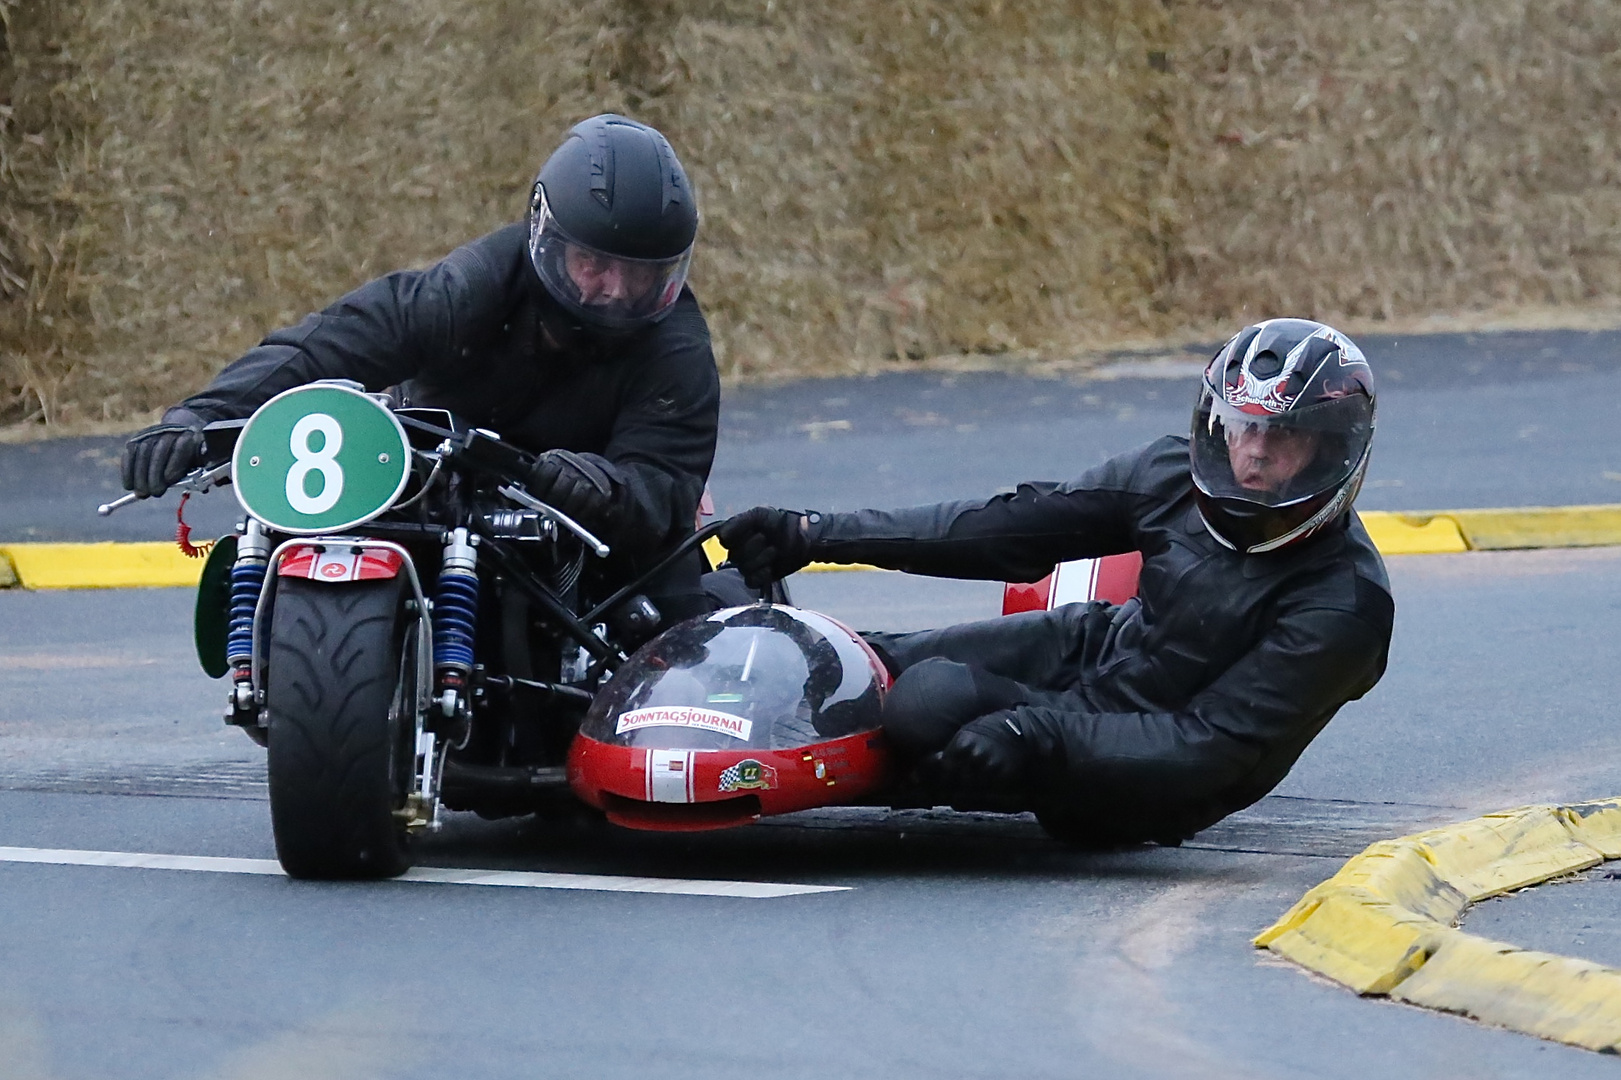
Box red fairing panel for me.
[1001,552,1143,614]
[1001,575,1056,616]
[568,730,892,832]
[278,544,404,584]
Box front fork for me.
[224,519,475,833]
[403,527,482,830]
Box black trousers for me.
[865,604,1100,736]
[861,605,1100,799]
[864,604,1195,847]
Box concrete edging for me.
[1255,798,1621,1053]
[6,503,1621,589]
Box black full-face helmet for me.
[1190,319,1376,554]
[528,114,698,335]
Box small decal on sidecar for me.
[718,759,778,792]
[616,706,753,741]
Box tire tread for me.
[265,577,412,879]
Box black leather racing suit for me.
[174,223,721,615]
[812,436,1395,845]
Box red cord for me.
[175,492,212,558]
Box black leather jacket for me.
[813,436,1395,840]
[175,223,721,559]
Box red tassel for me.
[176,493,212,558]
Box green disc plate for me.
[232,384,411,535]
[193,532,238,679]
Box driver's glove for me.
[121,407,206,498]
[526,449,620,534]
[717,506,816,589]
[935,710,1031,790]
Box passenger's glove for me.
[526,449,620,533]
[717,506,815,589]
[120,408,206,498]
[936,710,1031,789]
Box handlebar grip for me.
[97,491,143,516]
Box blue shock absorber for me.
[226,519,271,718]
[226,559,267,664]
[433,528,479,688]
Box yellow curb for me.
[8,503,1621,588]
[1449,504,1621,550]
[1257,797,1621,1053]
[0,542,205,589]
[701,535,728,573]
[1358,512,1469,555]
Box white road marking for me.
[0,845,848,899]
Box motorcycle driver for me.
[120,114,720,619]
[719,319,1394,846]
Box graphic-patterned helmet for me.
[1190,319,1376,554]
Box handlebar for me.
[496,484,611,558]
[97,460,234,517]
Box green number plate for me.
[232,384,411,535]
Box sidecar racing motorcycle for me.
[105,380,1141,878]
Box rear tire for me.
[265,576,414,879]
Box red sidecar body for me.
[568,553,1144,831]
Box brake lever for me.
[97,460,233,517]
[497,484,611,558]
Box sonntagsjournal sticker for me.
[615,706,753,741]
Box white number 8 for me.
[286,413,345,515]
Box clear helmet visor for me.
[528,189,693,331]
[1191,389,1375,508]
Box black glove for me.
[717,506,815,589]
[936,710,1031,789]
[121,408,206,498]
[526,449,620,533]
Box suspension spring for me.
[226,559,267,665]
[433,574,479,678]
[227,520,272,667]
[225,520,272,720]
[432,528,479,689]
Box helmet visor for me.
[1191,388,1374,508]
[528,189,692,330]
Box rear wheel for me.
[265,576,414,878]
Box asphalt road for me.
[4,328,1621,1076]
[5,547,1621,1078]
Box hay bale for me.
[2,0,1620,429]
[3,0,1181,422]
[0,0,98,426]
[1163,0,1621,325]
[648,0,1176,378]
[46,0,638,424]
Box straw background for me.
[2,0,1618,428]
